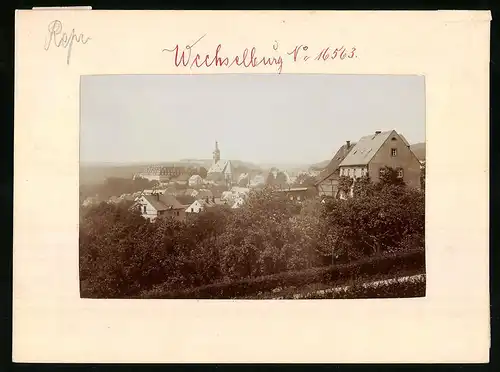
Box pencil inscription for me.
[44,20,91,65]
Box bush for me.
[80,181,425,298]
[304,275,426,299]
[138,249,425,299]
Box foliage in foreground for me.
[302,275,426,299]
[80,174,425,298]
[139,249,425,299]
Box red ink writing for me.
[163,35,284,74]
[163,35,358,74]
[315,46,356,61]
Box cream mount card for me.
[14,10,490,363]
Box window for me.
[397,168,404,178]
[391,148,397,157]
[143,205,147,213]
[379,169,385,178]
[391,137,397,141]
[176,211,179,216]
[191,208,194,212]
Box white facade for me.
[188,174,204,187]
[185,200,205,213]
[136,196,160,220]
[249,174,266,188]
[339,166,368,179]
[231,196,246,209]
[230,187,250,197]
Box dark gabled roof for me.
[142,193,184,211]
[314,142,356,185]
[339,130,395,166]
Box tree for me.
[318,184,424,262]
[198,167,208,179]
[294,174,317,187]
[420,162,426,191]
[353,175,376,198]
[275,171,288,189]
[338,175,354,197]
[265,171,275,186]
[378,166,406,188]
[80,176,160,202]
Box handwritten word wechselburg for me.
[162,34,357,74]
[44,20,91,65]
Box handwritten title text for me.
[163,34,357,74]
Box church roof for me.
[208,159,232,174]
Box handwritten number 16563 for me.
[287,45,356,62]
[315,46,356,61]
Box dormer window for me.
[391,148,397,157]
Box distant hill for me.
[80,163,147,185]
[410,143,426,161]
[309,159,330,170]
[179,158,261,170]
[80,159,264,186]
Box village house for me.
[134,165,188,183]
[188,174,204,187]
[231,196,246,209]
[82,196,99,207]
[314,140,356,198]
[273,187,317,202]
[185,196,226,214]
[220,190,234,202]
[108,196,121,204]
[338,130,421,192]
[184,188,199,198]
[237,172,250,187]
[249,174,266,188]
[230,186,250,197]
[197,188,214,199]
[133,192,186,221]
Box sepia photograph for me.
[79,74,426,300]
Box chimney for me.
[375,131,381,135]
[346,140,351,147]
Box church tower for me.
[213,141,220,164]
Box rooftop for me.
[340,130,395,166]
[142,193,184,211]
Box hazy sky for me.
[80,74,425,165]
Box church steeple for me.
[213,141,220,163]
